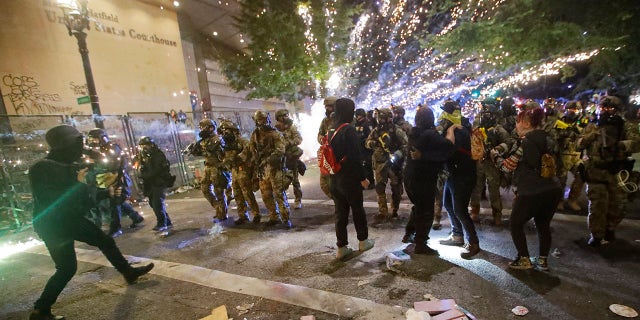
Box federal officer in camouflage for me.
[470,101,514,225]
[365,107,408,223]
[275,109,304,209]
[220,119,261,225]
[392,105,413,135]
[551,100,587,211]
[249,110,293,228]
[318,96,337,199]
[189,119,230,221]
[577,96,640,246]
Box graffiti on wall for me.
[1,73,73,115]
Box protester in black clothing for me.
[492,107,562,270]
[403,107,458,254]
[438,106,481,259]
[28,125,154,320]
[134,136,173,231]
[329,98,375,260]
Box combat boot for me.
[470,205,480,222]
[414,242,439,255]
[124,263,155,284]
[294,199,303,209]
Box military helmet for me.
[324,96,337,107]
[199,118,217,131]
[219,119,239,133]
[88,128,107,139]
[392,105,405,116]
[500,97,515,109]
[564,100,580,111]
[599,96,623,110]
[355,108,367,117]
[377,108,393,120]
[275,109,290,120]
[138,136,154,146]
[253,110,268,121]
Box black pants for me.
[148,186,171,227]
[510,187,562,257]
[330,175,368,248]
[109,192,143,232]
[34,218,131,313]
[443,172,478,243]
[404,174,437,243]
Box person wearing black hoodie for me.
[329,98,375,260]
[492,106,562,270]
[28,125,154,320]
[403,107,458,254]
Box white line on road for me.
[25,246,405,320]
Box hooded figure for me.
[28,125,154,320]
[329,98,375,260]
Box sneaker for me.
[439,234,464,246]
[130,216,144,228]
[124,263,155,284]
[414,243,439,255]
[108,229,123,238]
[29,309,65,320]
[336,246,353,260]
[508,256,533,270]
[401,233,415,244]
[460,242,481,259]
[285,220,293,229]
[359,239,375,252]
[153,224,173,232]
[533,256,549,271]
[252,215,262,224]
[294,200,303,209]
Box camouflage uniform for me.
[190,119,230,220]
[392,106,413,136]
[577,96,640,246]
[354,108,374,187]
[550,101,587,211]
[365,108,408,220]
[470,103,514,224]
[275,109,304,209]
[249,110,292,228]
[220,120,260,224]
[318,96,337,199]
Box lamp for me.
[57,0,104,128]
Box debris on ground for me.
[357,279,370,286]
[300,315,316,320]
[609,304,638,318]
[386,249,411,271]
[406,308,431,320]
[511,306,529,316]
[422,293,436,301]
[413,299,469,319]
[551,248,562,258]
[199,305,228,320]
[236,303,254,315]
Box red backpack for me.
[318,123,349,175]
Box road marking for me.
[25,246,405,320]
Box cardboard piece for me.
[431,308,465,320]
[300,316,316,320]
[414,299,457,314]
[199,305,228,320]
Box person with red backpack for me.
[328,98,374,260]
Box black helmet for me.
[138,136,154,146]
[87,128,109,147]
[442,100,458,114]
[599,96,623,110]
[355,108,367,117]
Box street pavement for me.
[0,164,639,320]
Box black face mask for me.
[199,130,212,139]
[222,133,236,144]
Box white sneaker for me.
[359,239,375,252]
[336,246,353,260]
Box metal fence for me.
[0,110,259,230]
